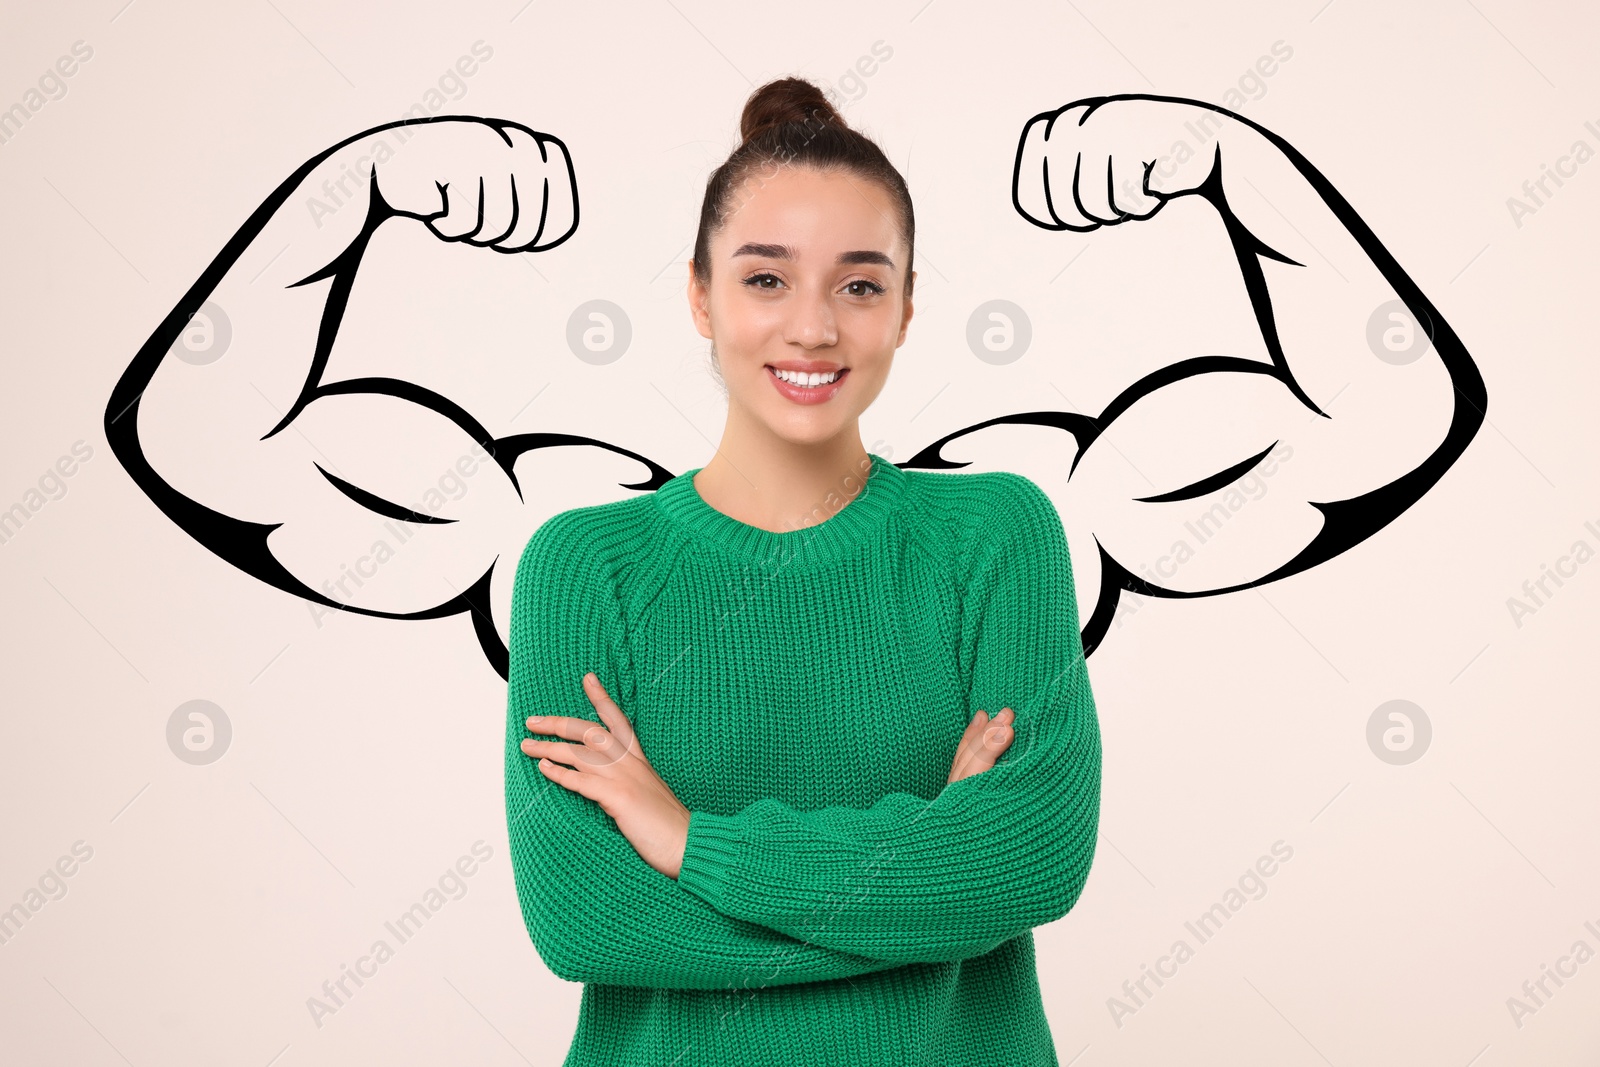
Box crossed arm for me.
[505,477,1100,988]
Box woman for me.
[506,77,1102,1066]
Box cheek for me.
[717,319,769,362]
[711,295,781,353]
[852,305,906,348]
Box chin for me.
[762,411,856,445]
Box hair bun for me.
[739,77,844,144]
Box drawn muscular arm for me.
[917,95,1485,653]
[103,117,638,675]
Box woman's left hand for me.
[520,672,692,880]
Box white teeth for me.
[772,368,841,387]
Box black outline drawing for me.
[104,97,1486,675]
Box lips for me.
[765,365,849,404]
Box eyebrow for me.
[732,242,894,269]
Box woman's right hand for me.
[947,708,1015,784]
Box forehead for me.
[716,165,903,261]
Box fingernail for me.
[528,716,544,724]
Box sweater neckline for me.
[654,452,907,567]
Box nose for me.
[782,284,838,349]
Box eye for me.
[844,279,886,297]
[743,272,785,290]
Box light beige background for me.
[2,0,1597,1064]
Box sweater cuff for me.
[677,810,745,908]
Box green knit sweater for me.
[504,451,1101,1066]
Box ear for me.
[895,271,916,348]
[686,259,713,340]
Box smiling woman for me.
[504,75,1102,1067]
[679,77,919,525]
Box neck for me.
[693,422,873,535]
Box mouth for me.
[764,364,849,404]
[766,365,848,386]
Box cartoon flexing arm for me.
[104,117,668,677]
[913,95,1486,655]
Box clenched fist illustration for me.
[373,117,578,252]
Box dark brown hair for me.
[691,76,916,299]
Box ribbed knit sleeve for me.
[505,512,917,989]
[674,475,1101,964]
